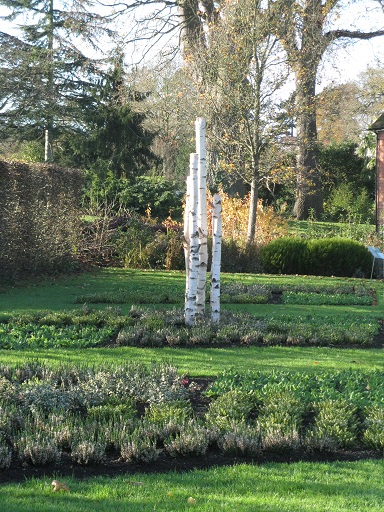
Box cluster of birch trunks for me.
[183,118,222,326]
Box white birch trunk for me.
[183,174,191,293]
[45,129,53,162]
[185,154,199,327]
[195,117,208,319]
[211,193,222,323]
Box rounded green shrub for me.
[306,399,358,450]
[205,390,256,430]
[259,237,309,274]
[260,236,372,277]
[306,238,371,277]
[362,406,384,449]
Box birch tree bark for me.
[195,117,208,319]
[183,173,191,288]
[184,153,199,327]
[210,193,222,323]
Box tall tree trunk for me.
[184,153,199,327]
[246,170,259,246]
[45,0,54,162]
[183,174,191,287]
[292,66,323,219]
[210,193,222,323]
[195,117,208,319]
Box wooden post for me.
[211,193,222,323]
[195,117,208,319]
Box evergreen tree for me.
[0,0,112,160]
[59,52,159,181]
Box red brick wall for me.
[377,131,384,231]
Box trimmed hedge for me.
[0,160,83,283]
[259,237,372,277]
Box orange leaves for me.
[207,189,288,244]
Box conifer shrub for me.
[306,238,371,277]
[260,237,372,277]
[259,237,309,274]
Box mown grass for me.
[1,269,383,317]
[0,345,382,376]
[0,268,383,374]
[1,460,383,512]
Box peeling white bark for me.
[195,117,208,319]
[184,153,199,327]
[210,193,222,323]
[183,174,191,287]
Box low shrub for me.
[0,323,117,350]
[307,238,372,277]
[0,363,383,469]
[87,402,137,422]
[120,428,159,463]
[0,442,12,469]
[15,431,62,466]
[217,423,261,456]
[145,401,192,425]
[71,439,106,465]
[1,307,379,349]
[260,237,372,277]
[164,420,211,457]
[207,369,384,408]
[362,406,384,450]
[282,291,373,306]
[259,237,309,274]
[306,400,358,450]
[205,390,256,430]
[258,391,304,451]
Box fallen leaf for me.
[52,480,70,492]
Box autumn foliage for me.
[207,189,288,245]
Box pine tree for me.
[60,52,158,181]
[0,0,112,160]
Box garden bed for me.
[1,363,383,483]
[0,307,381,349]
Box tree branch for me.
[324,28,384,44]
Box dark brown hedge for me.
[0,160,83,283]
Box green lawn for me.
[1,460,383,512]
[1,269,383,317]
[0,345,382,376]
[0,268,383,374]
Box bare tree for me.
[271,0,384,219]
[198,0,289,244]
[106,0,384,222]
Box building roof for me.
[369,113,384,131]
